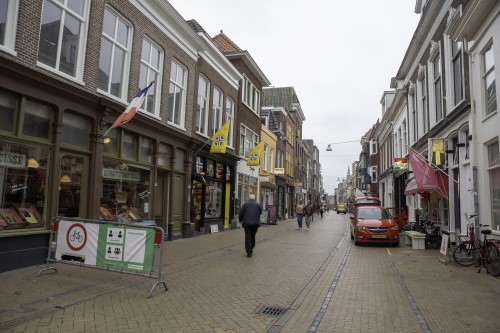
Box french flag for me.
[110,81,154,130]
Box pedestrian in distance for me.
[296,200,305,230]
[238,194,262,257]
[320,205,324,218]
[304,200,314,230]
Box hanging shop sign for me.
[429,138,445,169]
[394,158,408,172]
[274,168,285,175]
[102,168,141,181]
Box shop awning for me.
[405,149,449,198]
[404,178,436,196]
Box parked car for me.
[336,204,347,214]
[353,196,381,207]
[350,206,400,246]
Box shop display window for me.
[100,160,151,221]
[205,181,222,218]
[193,180,203,228]
[0,140,50,231]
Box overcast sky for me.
[168,0,421,194]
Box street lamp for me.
[325,140,359,151]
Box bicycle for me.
[453,214,500,276]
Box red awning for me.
[406,149,449,198]
[404,178,436,196]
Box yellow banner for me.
[210,120,230,154]
[247,142,263,166]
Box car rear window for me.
[354,197,381,207]
[358,207,390,219]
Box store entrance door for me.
[154,169,169,233]
[57,153,88,218]
[171,173,184,234]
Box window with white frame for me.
[196,75,209,135]
[263,144,268,171]
[168,59,187,128]
[98,7,131,99]
[225,96,234,147]
[370,138,377,155]
[270,147,274,173]
[370,166,378,182]
[276,149,283,168]
[239,125,258,157]
[212,87,223,135]
[418,75,429,134]
[483,44,497,116]
[38,0,89,79]
[0,0,18,53]
[242,75,260,114]
[486,140,500,229]
[451,40,464,106]
[402,120,407,155]
[139,38,162,117]
[433,55,443,122]
[409,84,418,143]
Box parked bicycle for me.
[453,214,500,276]
[422,220,441,249]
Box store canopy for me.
[406,148,449,198]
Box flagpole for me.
[194,137,212,156]
[406,145,458,184]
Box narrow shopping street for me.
[1,211,499,333]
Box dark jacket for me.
[238,199,263,227]
[304,204,314,216]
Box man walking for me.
[304,200,314,231]
[239,194,262,257]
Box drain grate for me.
[258,305,287,316]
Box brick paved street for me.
[1,212,499,333]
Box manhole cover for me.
[258,305,287,316]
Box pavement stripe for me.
[390,261,432,333]
[267,229,348,333]
[307,242,352,333]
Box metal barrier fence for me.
[37,217,168,298]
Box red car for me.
[350,206,400,246]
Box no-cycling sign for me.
[55,220,154,272]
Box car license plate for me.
[372,234,386,239]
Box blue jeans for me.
[296,213,303,228]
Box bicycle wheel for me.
[453,241,478,266]
[485,242,500,276]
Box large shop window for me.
[100,160,151,222]
[0,141,50,231]
[237,173,258,213]
[205,181,222,219]
[1,90,53,232]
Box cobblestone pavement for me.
[1,212,499,333]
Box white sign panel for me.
[55,220,100,265]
